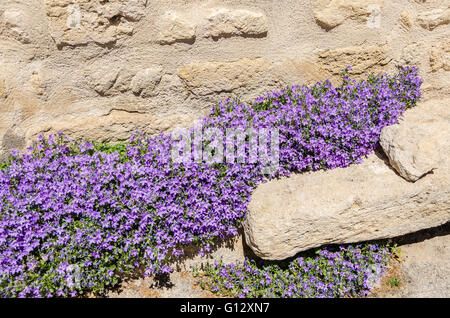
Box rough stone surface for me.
[313,0,384,30]
[399,11,413,29]
[417,8,450,31]
[318,44,391,76]
[0,0,449,158]
[2,7,32,43]
[399,43,423,67]
[178,58,273,96]
[44,0,147,47]
[130,67,163,97]
[244,99,450,260]
[25,112,198,146]
[0,79,7,99]
[430,39,450,72]
[88,66,120,96]
[156,10,196,45]
[203,8,268,39]
[380,98,450,182]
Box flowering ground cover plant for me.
[193,243,396,298]
[0,67,422,297]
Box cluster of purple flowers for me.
[196,243,394,298]
[0,67,421,297]
[204,66,422,173]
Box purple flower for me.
[0,67,420,297]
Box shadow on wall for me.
[389,221,450,247]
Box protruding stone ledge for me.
[380,98,450,182]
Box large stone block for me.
[380,98,450,182]
[156,10,197,45]
[313,0,384,30]
[417,8,450,31]
[318,44,391,75]
[25,111,197,145]
[1,7,32,43]
[178,58,272,96]
[156,6,268,44]
[203,8,268,39]
[44,0,147,47]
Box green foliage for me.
[92,141,130,163]
[0,162,9,171]
[194,243,396,298]
[387,276,401,288]
[0,154,14,170]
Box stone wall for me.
[0,0,449,160]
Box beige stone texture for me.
[44,0,147,47]
[318,44,391,76]
[430,39,450,72]
[25,110,198,146]
[380,98,450,182]
[170,233,252,272]
[156,10,197,45]
[313,0,384,30]
[178,58,273,96]
[399,11,413,29]
[130,66,163,97]
[417,7,450,31]
[203,7,268,39]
